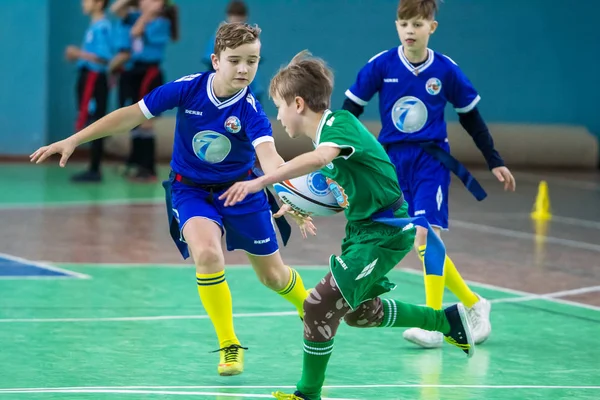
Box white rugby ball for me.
[272,171,344,217]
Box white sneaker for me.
[467,294,491,344]
[403,328,444,348]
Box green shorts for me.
[329,205,416,310]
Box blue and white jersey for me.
[345,46,480,144]
[139,72,273,183]
[77,17,113,73]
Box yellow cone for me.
[531,181,552,221]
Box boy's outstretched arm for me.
[220,146,341,207]
[458,107,516,191]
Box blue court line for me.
[0,253,90,279]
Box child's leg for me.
[294,273,351,400]
[222,204,308,318]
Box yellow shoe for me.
[272,391,308,400]
[214,343,247,376]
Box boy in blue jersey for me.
[65,0,112,182]
[111,0,179,181]
[31,22,311,377]
[343,0,516,348]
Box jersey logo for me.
[175,73,201,83]
[306,172,329,197]
[246,94,257,112]
[224,116,241,134]
[326,116,335,126]
[355,258,378,280]
[192,131,232,164]
[326,178,349,208]
[391,96,428,133]
[436,185,443,211]
[426,78,442,95]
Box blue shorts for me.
[386,142,450,229]
[167,180,279,259]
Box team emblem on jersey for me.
[192,131,232,164]
[306,172,330,197]
[224,116,241,134]
[391,96,428,133]
[326,178,349,208]
[426,78,442,95]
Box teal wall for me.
[1,0,599,154]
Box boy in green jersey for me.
[220,51,474,400]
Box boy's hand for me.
[220,178,267,206]
[65,46,80,61]
[491,166,516,191]
[30,138,77,167]
[274,204,317,239]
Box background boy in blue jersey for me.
[201,1,265,102]
[30,22,311,377]
[111,0,179,182]
[65,0,112,182]
[343,0,516,349]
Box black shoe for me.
[443,303,475,358]
[71,170,102,183]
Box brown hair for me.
[163,3,179,41]
[397,0,439,20]
[269,50,334,113]
[226,1,248,17]
[213,22,261,58]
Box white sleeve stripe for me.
[252,136,274,148]
[138,100,154,119]
[345,90,368,106]
[455,95,481,113]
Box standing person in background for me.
[342,0,516,349]
[108,1,137,129]
[66,0,113,182]
[202,1,264,102]
[111,0,179,182]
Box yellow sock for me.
[196,271,239,348]
[417,245,445,310]
[277,267,308,319]
[444,256,479,308]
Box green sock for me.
[380,298,451,334]
[297,339,334,400]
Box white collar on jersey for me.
[313,109,333,146]
[397,46,435,76]
[207,73,248,109]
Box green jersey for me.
[315,110,402,221]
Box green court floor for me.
[1,265,599,399]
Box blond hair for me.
[269,50,334,113]
[214,22,261,57]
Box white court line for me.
[0,384,598,392]
[450,219,600,253]
[398,268,600,312]
[550,215,600,230]
[0,311,298,323]
[490,285,600,305]
[0,253,90,279]
[0,198,162,211]
[0,389,353,399]
[474,171,600,191]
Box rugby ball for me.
[272,171,344,217]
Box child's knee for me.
[343,299,384,328]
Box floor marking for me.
[0,253,90,279]
[0,311,298,323]
[450,220,600,253]
[399,268,600,312]
[1,384,598,393]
